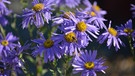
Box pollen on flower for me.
[63,12,74,19]
[92,5,101,12]
[90,12,96,16]
[64,32,77,43]
[86,12,96,16]
[124,28,133,33]
[1,40,9,46]
[84,62,95,70]
[44,39,54,48]
[76,21,87,32]
[108,28,117,36]
[32,3,44,12]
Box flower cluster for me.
[0,0,135,76]
[22,0,135,75]
[0,32,29,75]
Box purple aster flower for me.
[72,50,108,76]
[131,4,135,18]
[52,32,81,56]
[81,1,107,29]
[0,43,29,75]
[55,0,80,8]
[117,19,135,39]
[22,0,54,28]
[64,12,99,47]
[32,33,63,63]
[0,32,19,57]
[75,10,107,29]
[0,0,11,15]
[98,21,124,51]
[84,1,107,17]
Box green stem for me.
[0,25,5,37]
[50,62,57,76]
[36,56,43,76]
[128,36,135,61]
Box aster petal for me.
[35,13,42,27]
[44,0,55,6]
[107,37,112,46]
[114,37,120,49]
[73,67,84,71]
[112,36,116,47]
[3,0,11,4]
[118,38,124,46]
[91,70,97,76]
[50,48,55,61]
[0,45,4,56]
[44,52,48,63]
[46,49,51,60]
[32,39,44,44]
[72,64,82,68]
[98,34,108,44]
[69,44,73,55]
[91,50,97,61]
[54,47,61,59]
[44,12,51,23]
[5,46,10,50]
[87,30,97,38]
[73,69,82,74]
[83,0,92,9]
[0,16,8,26]
[125,19,132,28]
[74,56,85,65]
[6,33,13,40]
[52,17,64,24]
[32,47,44,57]
[32,0,39,5]
[22,17,31,28]
[69,13,78,23]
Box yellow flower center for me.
[1,40,9,46]
[108,28,117,36]
[92,5,101,12]
[44,39,54,48]
[64,32,77,43]
[32,3,44,12]
[84,62,95,69]
[86,12,96,17]
[124,28,133,33]
[76,21,87,32]
[90,12,96,16]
